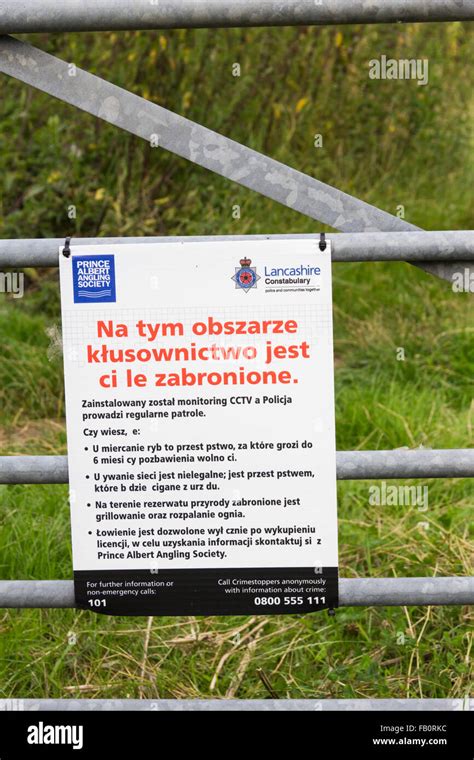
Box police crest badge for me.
[231,257,260,293]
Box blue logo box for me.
[72,254,116,304]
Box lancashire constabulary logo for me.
[231,257,260,293]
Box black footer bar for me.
[74,566,338,615]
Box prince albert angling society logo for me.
[231,257,260,293]
[72,254,116,304]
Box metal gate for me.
[0,0,472,710]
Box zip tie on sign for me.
[62,236,72,258]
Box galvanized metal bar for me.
[0,35,467,284]
[0,450,472,485]
[340,577,474,606]
[0,0,473,33]
[335,449,474,480]
[0,456,69,484]
[0,36,417,236]
[0,698,470,711]
[0,231,473,269]
[0,577,471,608]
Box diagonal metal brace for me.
[0,35,469,284]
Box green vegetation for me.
[0,23,472,699]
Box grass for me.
[0,23,472,700]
